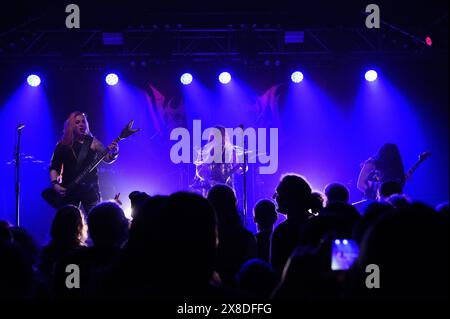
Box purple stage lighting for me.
[105,73,119,86]
[27,74,41,87]
[180,73,193,85]
[365,70,378,82]
[218,72,231,84]
[291,71,304,83]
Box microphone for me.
[17,123,25,130]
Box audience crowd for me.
[1,175,448,300]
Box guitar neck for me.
[73,136,121,185]
[405,159,425,180]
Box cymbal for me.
[5,154,45,165]
[233,147,255,155]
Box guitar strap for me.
[75,135,93,174]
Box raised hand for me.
[114,193,122,206]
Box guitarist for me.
[48,111,119,213]
[357,143,406,200]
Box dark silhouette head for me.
[129,190,151,218]
[379,180,403,199]
[253,199,277,231]
[207,184,241,228]
[127,195,168,246]
[159,192,218,286]
[376,143,405,185]
[310,192,325,215]
[88,201,129,248]
[324,183,349,204]
[353,201,394,244]
[208,185,256,288]
[274,174,313,217]
[300,202,361,247]
[50,205,85,247]
[9,226,39,266]
[272,245,329,299]
[0,242,34,299]
[124,193,217,297]
[125,195,169,274]
[235,259,277,298]
[385,194,411,209]
[359,203,448,298]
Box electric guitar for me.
[42,120,140,209]
[363,151,431,200]
[405,151,431,181]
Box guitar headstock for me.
[119,120,140,140]
[419,151,431,162]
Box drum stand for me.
[15,124,25,226]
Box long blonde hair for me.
[199,126,235,163]
[60,111,92,145]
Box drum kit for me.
[189,147,262,194]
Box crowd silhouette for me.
[1,173,448,300]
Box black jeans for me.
[64,184,101,215]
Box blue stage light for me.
[27,74,41,87]
[105,73,119,86]
[291,71,304,83]
[365,70,378,82]
[218,72,231,84]
[180,73,193,85]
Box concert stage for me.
[0,0,448,284]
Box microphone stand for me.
[15,124,24,226]
[243,147,247,227]
[240,125,247,227]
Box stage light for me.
[364,70,378,82]
[334,239,341,245]
[218,72,231,84]
[27,74,41,87]
[124,207,133,220]
[343,239,348,245]
[290,71,303,83]
[425,36,432,46]
[180,73,193,85]
[105,73,119,86]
